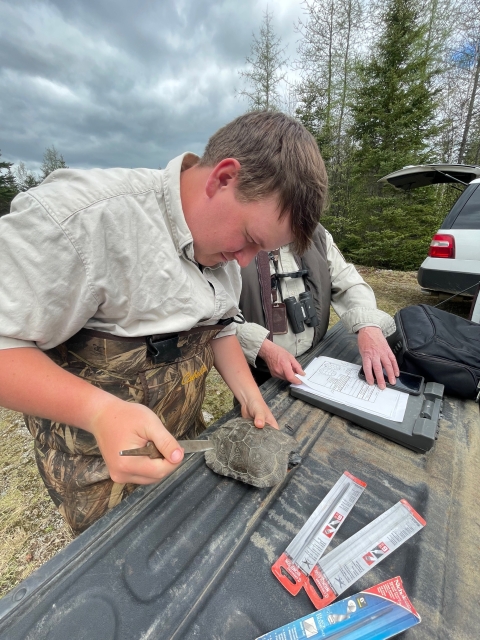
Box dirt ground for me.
[0,268,473,598]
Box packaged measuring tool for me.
[256,576,421,640]
[305,500,426,609]
[272,472,366,596]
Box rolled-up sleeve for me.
[236,321,269,366]
[0,192,99,351]
[327,231,396,337]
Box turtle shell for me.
[204,418,297,488]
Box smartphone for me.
[358,367,424,395]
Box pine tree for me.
[237,8,288,112]
[345,0,442,270]
[0,151,18,217]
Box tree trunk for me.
[458,47,480,163]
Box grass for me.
[0,267,473,598]
[202,366,234,424]
[0,409,74,597]
[353,265,472,319]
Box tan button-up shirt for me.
[0,153,241,351]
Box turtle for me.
[204,417,300,488]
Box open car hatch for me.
[378,164,480,190]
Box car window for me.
[443,183,480,229]
[441,184,476,228]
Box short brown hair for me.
[199,111,328,254]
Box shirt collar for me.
[163,152,230,269]
[163,152,199,258]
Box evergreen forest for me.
[237,0,480,270]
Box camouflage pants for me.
[25,326,221,534]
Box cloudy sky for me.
[0,0,304,174]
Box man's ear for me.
[205,158,241,198]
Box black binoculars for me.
[284,291,319,334]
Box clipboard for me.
[290,380,444,452]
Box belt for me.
[80,316,242,365]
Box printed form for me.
[294,356,408,422]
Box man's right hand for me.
[257,339,305,384]
[87,398,184,485]
[0,347,184,485]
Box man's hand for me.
[258,339,305,384]
[0,347,185,486]
[240,395,279,430]
[87,397,185,485]
[211,334,279,430]
[357,326,399,389]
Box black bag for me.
[391,304,480,401]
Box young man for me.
[0,111,327,532]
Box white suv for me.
[379,164,480,296]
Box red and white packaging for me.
[305,499,426,609]
[272,471,366,596]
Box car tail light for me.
[428,234,455,258]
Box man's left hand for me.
[241,396,279,430]
[357,326,399,389]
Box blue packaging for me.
[256,576,420,640]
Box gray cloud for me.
[0,0,302,173]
